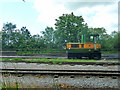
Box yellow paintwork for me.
[67,43,101,49]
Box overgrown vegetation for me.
[1,12,119,53]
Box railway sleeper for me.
[70,75,75,78]
[54,75,59,78]
[112,76,118,79]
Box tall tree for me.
[111,31,120,51]
[2,23,32,49]
[2,22,17,49]
[88,27,106,36]
[54,12,88,47]
[42,27,55,48]
[17,26,31,49]
[30,35,46,49]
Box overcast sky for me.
[0,0,119,35]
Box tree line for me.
[1,12,119,51]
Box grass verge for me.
[1,58,118,63]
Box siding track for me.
[1,68,120,76]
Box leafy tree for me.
[88,27,106,36]
[111,31,120,51]
[0,31,2,51]
[21,27,31,39]
[2,23,31,50]
[98,30,119,51]
[2,22,17,49]
[110,31,118,37]
[2,22,47,50]
[29,34,46,49]
[54,12,88,47]
[102,34,114,51]
[42,27,55,48]
[18,26,31,49]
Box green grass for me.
[1,58,119,63]
[1,58,22,61]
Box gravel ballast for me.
[1,62,118,71]
[1,74,119,88]
[1,62,119,88]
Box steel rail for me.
[0,55,119,59]
[1,68,120,76]
[1,71,120,76]
[1,68,120,73]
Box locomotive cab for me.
[66,34,101,59]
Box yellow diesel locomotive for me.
[66,34,101,59]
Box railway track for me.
[1,68,120,76]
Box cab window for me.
[71,44,79,48]
[81,44,84,48]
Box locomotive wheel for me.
[89,53,101,60]
[68,56,70,59]
[88,53,94,59]
[77,55,82,59]
[89,56,94,59]
[76,54,81,59]
[68,53,73,59]
[78,57,82,59]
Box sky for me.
[0,0,119,35]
